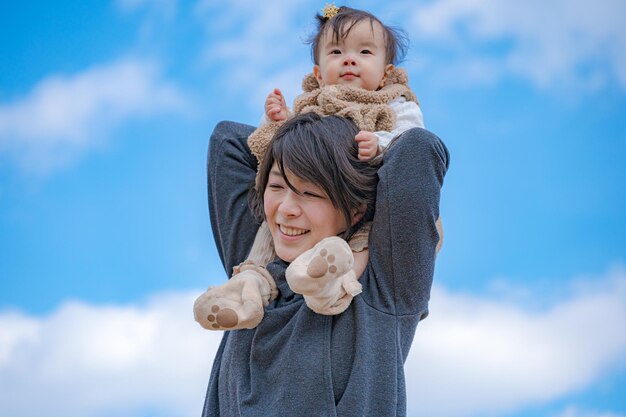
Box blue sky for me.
[1,0,625,416]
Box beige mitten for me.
[286,236,361,315]
[194,264,277,330]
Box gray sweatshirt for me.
[203,121,449,417]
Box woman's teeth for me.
[280,225,309,236]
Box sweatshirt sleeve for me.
[207,121,261,276]
[374,97,425,148]
[363,127,449,317]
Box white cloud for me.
[553,406,626,417]
[406,266,626,416]
[1,269,625,417]
[0,59,187,173]
[0,292,221,417]
[198,0,626,105]
[197,0,313,110]
[198,0,304,67]
[408,0,626,91]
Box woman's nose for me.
[278,192,302,217]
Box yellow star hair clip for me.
[322,3,340,19]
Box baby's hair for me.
[306,6,409,66]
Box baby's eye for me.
[361,49,372,54]
[330,49,342,55]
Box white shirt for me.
[374,96,425,148]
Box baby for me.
[264,5,423,157]
[194,5,439,331]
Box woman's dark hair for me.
[306,6,409,66]
[250,113,379,240]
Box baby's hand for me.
[265,88,289,121]
[355,131,381,161]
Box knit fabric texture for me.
[248,67,418,167]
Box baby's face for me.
[314,20,392,91]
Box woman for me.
[202,113,449,416]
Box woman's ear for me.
[351,203,367,226]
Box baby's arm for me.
[355,98,425,161]
[265,88,289,121]
[355,131,380,161]
[375,98,425,148]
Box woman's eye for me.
[268,184,284,190]
[303,191,324,199]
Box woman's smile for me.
[278,224,310,237]
[264,163,348,262]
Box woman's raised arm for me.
[207,121,260,276]
[364,127,449,318]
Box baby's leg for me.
[286,237,359,315]
[244,221,276,268]
[435,217,444,254]
[193,266,277,330]
[194,223,277,330]
[285,223,372,315]
[352,249,369,280]
[349,221,371,279]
